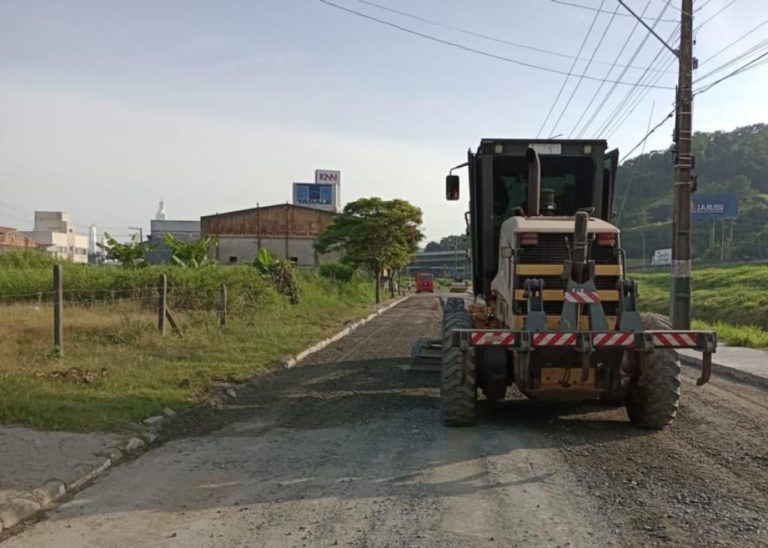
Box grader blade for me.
[409,337,442,372]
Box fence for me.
[1,265,234,356]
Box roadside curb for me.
[0,295,411,534]
[281,295,410,368]
[679,353,768,391]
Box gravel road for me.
[5,295,768,547]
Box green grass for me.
[633,264,768,349]
[0,271,377,432]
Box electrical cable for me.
[549,0,678,23]
[547,2,622,138]
[536,0,607,138]
[698,18,768,67]
[317,0,674,88]
[569,1,657,137]
[356,0,672,73]
[576,1,672,138]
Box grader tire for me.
[625,314,682,429]
[440,299,476,426]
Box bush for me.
[318,261,357,283]
[0,249,55,269]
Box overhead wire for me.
[355,0,671,73]
[592,3,677,138]
[697,18,768,67]
[316,0,674,89]
[549,0,678,23]
[546,1,622,138]
[536,0,608,138]
[602,0,743,140]
[575,0,672,138]
[568,0,656,137]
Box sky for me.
[1,0,767,243]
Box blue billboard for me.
[692,193,739,219]
[294,183,333,205]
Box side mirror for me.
[445,175,460,201]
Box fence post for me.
[53,264,63,355]
[158,273,167,335]
[220,283,228,327]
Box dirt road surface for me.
[4,295,768,547]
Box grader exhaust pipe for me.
[526,147,541,217]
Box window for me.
[492,155,594,220]
[229,256,237,263]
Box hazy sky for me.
[1,0,767,242]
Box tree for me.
[315,197,423,303]
[163,233,217,268]
[98,232,155,268]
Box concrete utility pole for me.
[670,0,694,329]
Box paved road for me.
[5,295,768,547]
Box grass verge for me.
[633,264,768,349]
[0,272,378,432]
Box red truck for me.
[415,272,435,293]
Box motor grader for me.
[428,139,716,429]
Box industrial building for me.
[22,212,89,263]
[201,203,339,266]
[0,227,40,252]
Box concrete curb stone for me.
[678,352,768,391]
[0,295,412,534]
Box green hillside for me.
[617,123,768,262]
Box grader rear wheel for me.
[625,314,682,429]
[440,298,476,426]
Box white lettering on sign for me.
[693,203,725,214]
[315,170,341,184]
[529,143,562,155]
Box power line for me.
[549,0,679,23]
[602,0,747,140]
[694,38,768,83]
[569,0,656,137]
[317,0,675,89]
[694,50,768,94]
[537,0,607,138]
[356,0,672,73]
[594,15,680,138]
[693,0,737,31]
[698,18,768,67]
[619,110,674,163]
[576,1,673,138]
[547,2,621,137]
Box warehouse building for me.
[201,203,339,266]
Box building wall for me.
[0,227,40,251]
[147,219,202,264]
[23,228,88,263]
[213,236,339,266]
[202,204,339,266]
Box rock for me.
[109,449,124,463]
[143,415,164,427]
[225,387,237,399]
[124,437,146,453]
[31,481,66,507]
[162,407,177,418]
[144,431,159,445]
[0,498,41,529]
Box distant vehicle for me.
[449,278,467,293]
[651,248,672,266]
[415,272,435,293]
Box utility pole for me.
[129,226,144,242]
[670,0,694,329]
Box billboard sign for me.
[692,193,740,219]
[315,169,340,184]
[294,183,333,206]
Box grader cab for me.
[429,139,716,429]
